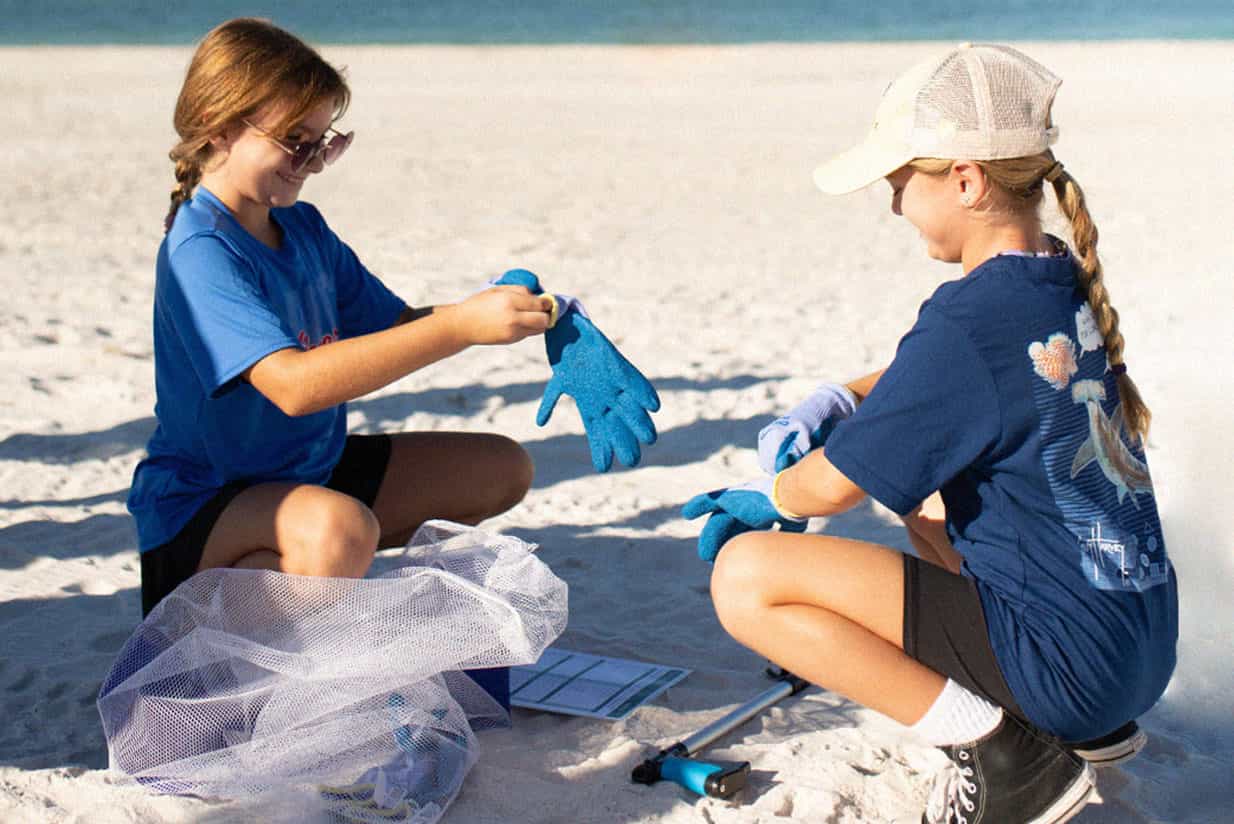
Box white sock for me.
[910,679,1004,747]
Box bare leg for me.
[369,431,534,548]
[195,431,532,575]
[197,482,381,576]
[710,530,945,725]
[232,549,281,571]
[902,491,963,575]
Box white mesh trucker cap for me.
[813,43,1063,195]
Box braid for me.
[165,152,205,233]
[1049,167,1151,444]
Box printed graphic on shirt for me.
[267,264,339,351]
[1028,332,1078,390]
[1069,380,1153,507]
[298,328,339,350]
[1078,522,1171,593]
[1027,303,1170,593]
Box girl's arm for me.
[774,447,866,518]
[845,368,884,404]
[393,304,440,325]
[770,368,886,517]
[245,286,551,417]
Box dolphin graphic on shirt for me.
[1069,379,1153,507]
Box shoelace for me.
[923,748,979,823]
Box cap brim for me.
[813,138,914,195]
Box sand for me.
[1,40,1232,822]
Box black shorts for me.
[902,553,1027,721]
[139,434,393,617]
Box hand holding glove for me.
[494,269,660,472]
[681,476,807,562]
[757,382,857,475]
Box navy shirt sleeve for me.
[824,303,1002,516]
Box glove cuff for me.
[549,293,589,326]
[810,382,859,417]
[772,471,807,521]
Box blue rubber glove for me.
[681,477,807,562]
[757,382,858,475]
[494,269,660,472]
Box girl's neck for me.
[960,220,1053,274]
[199,175,280,250]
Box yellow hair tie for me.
[543,295,560,328]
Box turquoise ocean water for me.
[2,0,1232,44]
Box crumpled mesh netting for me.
[97,520,568,822]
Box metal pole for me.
[677,676,805,756]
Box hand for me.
[452,284,553,345]
[681,477,807,562]
[494,269,661,472]
[487,270,588,326]
[757,382,857,474]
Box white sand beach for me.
[2,40,1232,822]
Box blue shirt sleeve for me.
[161,234,299,397]
[824,304,1002,516]
[308,206,406,337]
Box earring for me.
[961,194,973,207]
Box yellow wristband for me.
[772,470,806,521]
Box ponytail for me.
[1046,161,1151,445]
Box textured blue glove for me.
[757,382,858,475]
[681,477,807,562]
[495,269,660,472]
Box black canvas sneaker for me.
[921,713,1095,824]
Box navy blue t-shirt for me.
[128,188,407,552]
[824,251,1178,741]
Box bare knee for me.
[480,436,534,517]
[284,495,379,578]
[710,533,771,633]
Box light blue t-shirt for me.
[824,251,1178,741]
[128,187,407,551]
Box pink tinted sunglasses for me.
[242,119,354,173]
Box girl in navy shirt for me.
[685,43,1176,824]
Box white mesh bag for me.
[97,520,567,822]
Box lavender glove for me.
[757,382,857,475]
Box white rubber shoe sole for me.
[1028,763,1097,823]
[1072,722,1148,767]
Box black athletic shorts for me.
[902,553,1028,722]
[139,434,393,617]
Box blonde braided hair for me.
[907,153,1150,445]
[165,151,209,232]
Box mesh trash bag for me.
[98,520,567,821]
